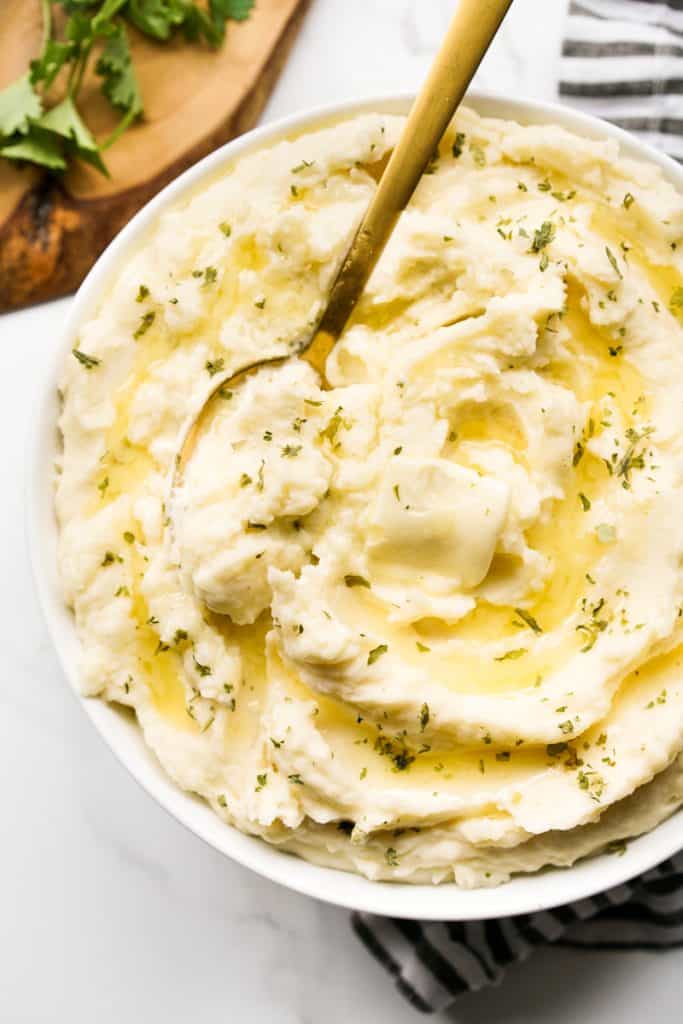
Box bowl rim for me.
[28,89,683,921]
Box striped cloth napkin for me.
[351,0,683,1013]
[559,0,683,160]
[352,853,683,1013]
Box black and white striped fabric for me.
[559,0,683,160]
[351,1,683,1013]
[352,852,683,1014]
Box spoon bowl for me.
[170,0,513,499]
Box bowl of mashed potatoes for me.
[29,93,683,919]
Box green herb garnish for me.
[368,644,388,665]
[193,654,212,677]
[514,608,542,633]
[451,132,466,157]
[530,221,555,253]
[72,348,100,369]
[494,648,527,661]
[134,311,155,339]
[605,246,623,279]
[291,159,314,173]
[344,575,371,589]
[206,357,225,376]
[0,1,254,175]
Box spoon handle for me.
[314,0,513,344]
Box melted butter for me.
[212,613,269,680]
[579,640,683,759]
[204,258,240,327]
[90,159,682,733]
[209,613,272,758]
[91,244,247,514]
[274,636,683,801]
[310,673,553,790]
[591,205,683,313]
[341,274,651,687]
[544,281,647,419]
[126,549,270,737]
[126,552,198,732]
[334,583,564,695]
[230,233,320,331]
[140,641,195,730]
[83,228,313,728]
[91,318,174,513]
[451,403,528,456]
[436,447,606,653]
[524,454,603,636]
[93,441,156,512]
[349,295,416,333]
[607,639,683,718]
[394,294,630,652]
[420,275,646,650]
[233,235,267,273]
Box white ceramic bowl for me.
[28,92,683,920]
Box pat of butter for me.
[367,458,509,589]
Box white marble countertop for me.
[4,1,682,1020]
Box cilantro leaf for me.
[125,0,255,47]
[60,1,103,11]
[30,40,75,91]
[212,0,255,21]
[209,0,255,41]
[124,0,189,41]
[0,0,254,176]
[38,95,109,174]
[96,25,143,116]
[92,0,130,31]
[0,127,66,170]
[0,74,42,137]
[178,4,219,44]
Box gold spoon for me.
[173,0,513,482]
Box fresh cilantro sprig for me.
[0,0,254,175]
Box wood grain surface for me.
[0,0,310,312]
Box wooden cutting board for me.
[0,0,310,313]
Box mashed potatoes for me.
[56,109,683,885]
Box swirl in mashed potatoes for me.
[57,109,683,885]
